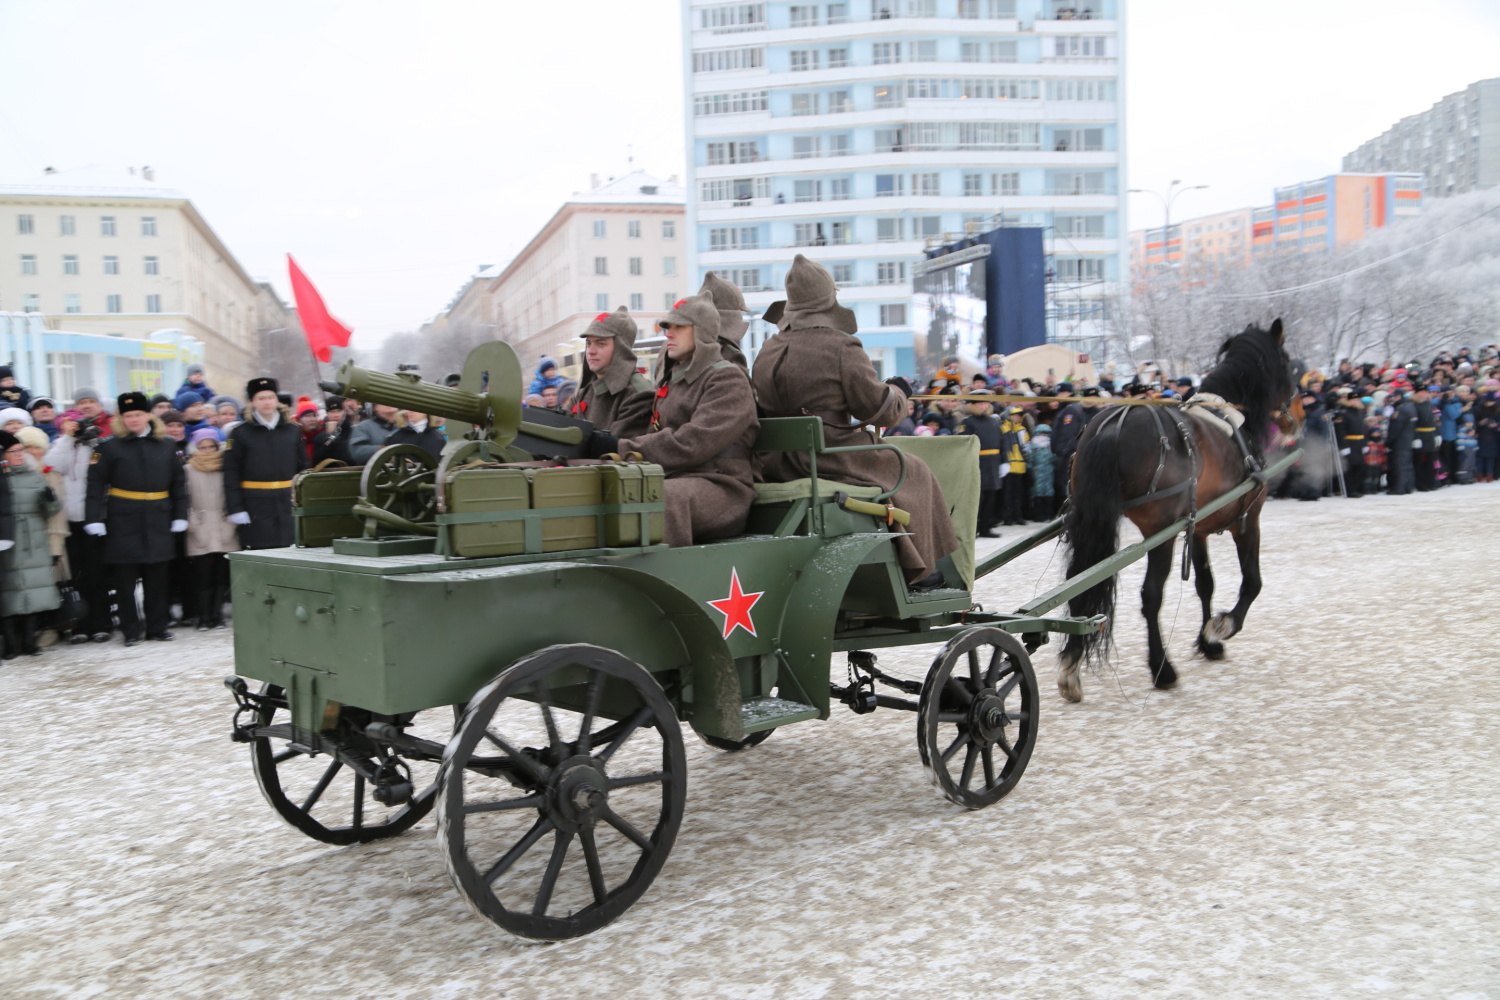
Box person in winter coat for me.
[698,271,751,373]
[595,294,759,548]
[174,364,216,406]
[293,397,323,464]
[84,393,188,645]
[17,427,69,569]
[527,357,565,398]
[1439,389,1466,483]
[347,404,399,464]
[0,366,32,409]
[750,256,957,587]
[1049,392,1085,501]
[1475,380,1500,482]
[1411,385,1442,491]
[569,307,655,438]
[998,405,1029,526]
[223,377,306,550]
[1331,391,1367,498]
[0,430,61,656]
[45,387,114,643]
[184,429,238,629]
[955,390,1003,537]
[1028,423,1057,521]
[0,407,32,434]
[210,395,243,431]
[1386,388,1417,494]
[385,410,445,459]
[28,397,59,442]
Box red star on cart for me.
[708,568,764,639]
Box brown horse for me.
[1056,320,1302,702]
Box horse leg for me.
[1141,539,1178,689]
[1058,634,1085,703]
[1191,533,1224,660]
[1208,514,1263,643]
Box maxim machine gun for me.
[225,337,1300,941]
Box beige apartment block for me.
[0,169,261,393]
[1130,205,1254,273]
[482,171,686,371]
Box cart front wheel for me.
[437,644,686,940]
[917,627,1038,810]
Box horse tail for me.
[1061,412,1125,667]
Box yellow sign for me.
[142,342,178,359]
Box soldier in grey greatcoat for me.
[570,306,654,438]
[752,255,958,587]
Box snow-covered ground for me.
[4,485,1498,1000]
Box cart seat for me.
[751,479,882,505]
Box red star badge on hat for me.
[708,568,763,639]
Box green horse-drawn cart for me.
[224,340,1295,939]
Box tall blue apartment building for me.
[682,0,1126,376]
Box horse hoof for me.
[1205,613,1236,643]
[1152,661,1178,689]
[1196,635,1226,660]
[1057,663,1084,703]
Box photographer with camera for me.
[45,387,116,642]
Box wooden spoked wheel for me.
[249,684,444,845]
[917,627,1038,810]
[437,644,687,940]
[359,444,438,525]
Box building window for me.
[1053,127,1105,151]
[1052,35,1107,58]
[912,172,940,196]
[1056,214,1105,238]
[701,177,771,202]
[627,220,641,239]
[629,257,643,276]
[831,263,853,284]
[829,178,851,200]
[961,40,1017,62]
[596,293,610,311]
[594,257,608,275]
[64,293,82,314]
[879,304,908,326]
[593,220,606,238]
[1052,170,1106,195]
[827,133,851,156]
[911,40,937,61]
[63,255,80,276]
[789,49,819,72]
[708,227,759,250]
[958,0,1016,15]
[700,4,767,30]
[141,216,157,236]
[794,179,823,203]
[101,216,117,237]
[789,4,818,26]
[106,294,122,313]
[792,135,821,159]
[914,216,942,238]
[994,172,1021,196]
[693,46,765,72]
[1055,258,1105,282]
[144,256,160,275]
[103,255,119,275]
[872,42,901,65]
[874,128,904,153]
[826,2,848,22]
[963,173,983,197]
[17,215,33,235]
[830,221,852,244]
[793,222,828,247]
[693,90,768,116]
[664,292,677,309]
[876,262,907,285]
[662,220,676,239]
[873,85,902,109]
[876,218,905,242]
[663,257,677,276]
[630,293,644,311]
[145,294,162,313]
[875,174,905,197]
[705,140,761,165]
[828,48,849,69]
[827,89,851,113]
[59,215,76,236]
[790,92,819,116]
[22,293,39,312]
[1047,79,1116,101]
[20,255,36,275]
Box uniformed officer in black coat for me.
[84,392,187,645]
[1386,389,1417,495]
[1330,391,1367,497]
[1411,385,1442,491]
[1050,385,1085,500]
[955,390,1004,537]
[223,377,306,549]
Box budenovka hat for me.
[584,306,639,348]
[656,295,724,384]
[778,254,857,335]
[246,376,279,399]
[117,391,151,415]
[698,272,749,346]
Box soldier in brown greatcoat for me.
[753,255,958,588]
[592,295,759,547]
[698,272,750,373]
[569,306,654,439]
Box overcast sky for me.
[2,0,1497,348]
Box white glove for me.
[997,463,1009,479]
[171,519,188,533]
[1340,448,1350,457]
[0,540,13,551]
[1412,439,1422,450]
[228,511,252,526]
[84,523,107,536]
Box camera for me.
[77,424,101,443]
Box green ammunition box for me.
[527,466,604,552]
[598,463,665,546]
[442,468,530,557]
[293,468,366,547]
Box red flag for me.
[287,254,353,362]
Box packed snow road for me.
[3,486,1498,1000]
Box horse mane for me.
[1197,322,1292,446]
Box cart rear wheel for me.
[917,628,1038,810]
[437,644,686,940]
[250,684,444,845]
[698,728,773,753]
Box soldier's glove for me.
[228,511,252,526]
[586,430,620,459]
[884,376,913,399]
[83,523,106,536]
[170,519,188,533]
[0,541,12,552]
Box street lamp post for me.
[1128,180,1209,269]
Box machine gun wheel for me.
[249,684,445,844]
[698,729,774,753]
[360,444,438,525]
[437,644,687,940]
[917,627,1038,810]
